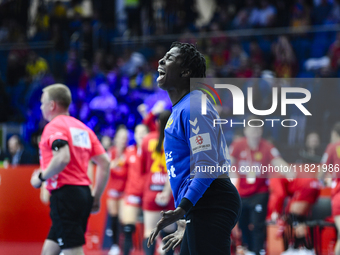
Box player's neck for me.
[247,140,259,150]
[167,88,190,106]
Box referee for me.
[30,84,110,255]
[147,42,241,255]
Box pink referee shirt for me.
[39,115,105,192]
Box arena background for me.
[0,0,339,254]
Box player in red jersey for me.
[268,178,321,254]
[30,84,110,255]
[141,110,175,255]
[106,126,129,255]
[230,121,289,255]
[320,122,340,255]
[121,124,149,255]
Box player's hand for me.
[110,159,118,169]
[155,191,171,206]
[151,100,165,115]
[91,197,100,213]
[232,224,242,240]
[147,207,186,248]
[137,103,147,118]
[324,178,332,187]
[30,169,42,189]
[162,219,186,252]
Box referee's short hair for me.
[170,42,206,78]
[43,84,72,110]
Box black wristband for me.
[38,172,46,182]
[178,197,193,213]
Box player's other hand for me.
[162,219,186,252]
[155,191,171,206]
[91,197,100,214]
[30,169,42,189]
[147,207,186,248]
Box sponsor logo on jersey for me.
[70,127,91,149]
[189,133,212,154]
[165,151,173,163]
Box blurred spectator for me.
[101,135,113,151]
[65,49,83,89]
[34,5,50,37]
[311,0,332,25]
[7,135,37,166]
[249,0,277,27]
[0,19,9,43]
[51,1,67,18]
[224,43,248,76]
[121,52,146,77]
[290,0,311,27]
[327,0,340,24]
[92,49,106,74]
[26,51,49,79]
[273,36,297,78]
[297,131,323,163]
[235,57,253,78]
[232,0,257,28]
[210,2,235,30]
[328,32,340,73]
[89,83,117,112]
[249,41,264,67]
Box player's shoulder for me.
[231,137,247,147]
[126,145,136,153]
[143,132,158,143]
[260,138,275,149]
[325,142,339,153]
[182,90,218,121]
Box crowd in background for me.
[1,0,340,165]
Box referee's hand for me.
[91,197,100,214]
[30,169,42,189]
[147,207,185,248]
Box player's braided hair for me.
[170,42,206,78]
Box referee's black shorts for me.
[180,177,241,255]
[47,185,93,249]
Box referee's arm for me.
[41,144,71,180]
[91,153,110,213]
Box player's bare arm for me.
[155,178,172,206]
[91,153,110,213]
